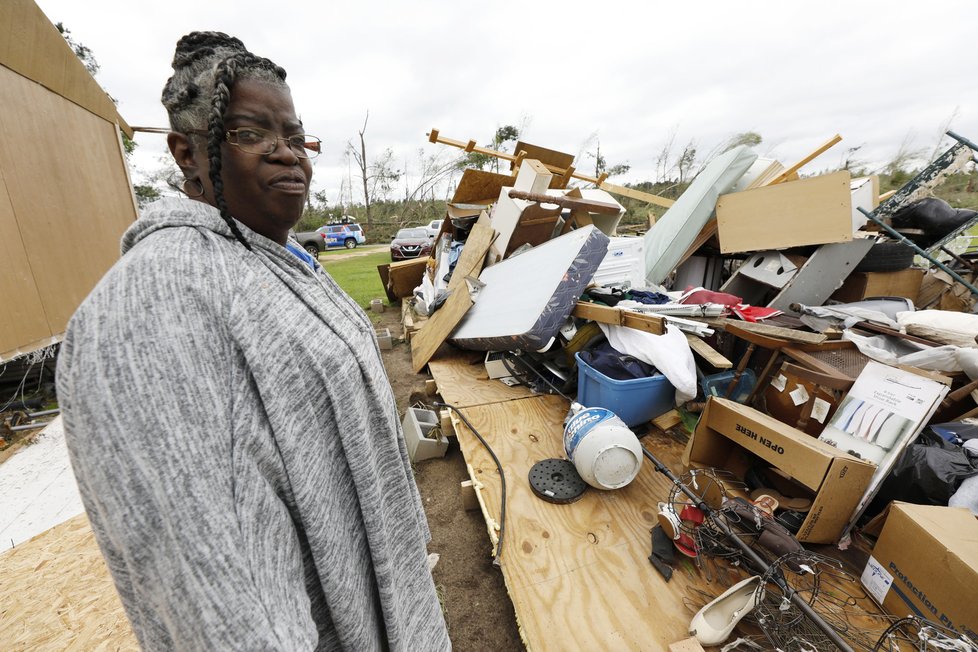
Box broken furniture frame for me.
[427,128,676,208]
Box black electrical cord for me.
[433,401,507,567]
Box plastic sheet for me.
[865,429,978,519]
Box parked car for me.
[317,223,366,249]
[391,227,433,261]
[425,219,443,239]
[292,229,328,257]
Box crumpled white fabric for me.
[843,330,978,377]
[597,322,697,404]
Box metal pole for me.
[947,130,978,152]
[641,448,855,652]
[857,207,978,299]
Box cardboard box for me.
[829,269,924,303]
[682,397,875,543]
[861,503,978,641]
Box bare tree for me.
[347,111,401,227]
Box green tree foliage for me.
[56,22,99,76]
[460,125,521,172]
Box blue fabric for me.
[286,242,318,270]
[628,290,670,305]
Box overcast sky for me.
[34,0,978,206]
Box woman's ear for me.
[167,131,200,178]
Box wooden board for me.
[410,220,496,372]
[705,318,827,345]
[452,168,514,205]
[0,64,137,361]
[0,0,130,133]
[0,513,137,650]
[510,141,574,172]
[387,257,427,299]
[716,170,853,254]
[572,302,666,336]
[449,394,711,650]
[429,351,536,408]
[684,334,732,369]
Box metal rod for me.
[641,447,855,652]
[10,421,52,432]
[946,130,978,152]
[27,408,60,418]
[858,208,978,299]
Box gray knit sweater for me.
[57,198,450,651]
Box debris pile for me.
[382,127,978,649]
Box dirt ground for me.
[374,307,524,651]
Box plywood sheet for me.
[0,170,49,357]
[0,513,137,650]
[429,352,535,407]
[510,141,575,172]
[0,65,136,338]
[717,170,853,254]
[452,168,514,204]
[0,0,129,132]
[451,395,712,650]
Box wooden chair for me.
[722,323,793,404]
[764,362,854,435]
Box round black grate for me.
[528,458,588,504]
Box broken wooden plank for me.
[652,409,682,431]
[684,333,732,369]
[410,220,496,372]
[704,318,827,345]
[768,134,842,185]
[596,180,675,208]
[572,302,666,336]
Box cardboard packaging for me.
[861,503,978,642]
[829,269,924,304]
[682,397,875,543]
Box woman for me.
[57,32,450,651]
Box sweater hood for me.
[121,196,290,257]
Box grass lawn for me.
[320,250,392,310]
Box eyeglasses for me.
[187,127,322,159]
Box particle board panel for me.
[0,0,130,133]
[451,167,514,204]
[451,395,709,651]
[0,513,137,650]
[716,170,853,254]
[509,141,575,173]
[0,65,137,336]
[410,220,496,372]
[0,170,50,357]
[428,352,535,407]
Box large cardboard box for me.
[682,397,875,543]
[829,269,924,303]
[861,503,978,641]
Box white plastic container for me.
[563,406,643,490]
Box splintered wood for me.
[430,352,710,650]
[0,513,136,650]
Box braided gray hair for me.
[161,31,288,249]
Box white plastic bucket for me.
[563,407,643,490]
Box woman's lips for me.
[269,179,306,193]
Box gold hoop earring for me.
[183,178,205,198]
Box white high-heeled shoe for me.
[688,575,763,646]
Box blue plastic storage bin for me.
[700,369,756,404]
[574,352,676,427]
